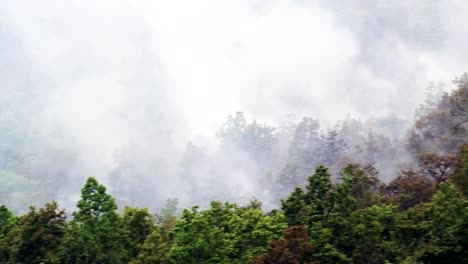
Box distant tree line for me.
[0,142,467,263]
[0,74,467,263]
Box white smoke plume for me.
[0,0,467,212]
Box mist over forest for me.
[1,1,468,263]
[1,0,467,213]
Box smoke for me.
[0,0,467,211]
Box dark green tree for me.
[339,164,381,208]
[281,166,333,226]
[452,144,468,196]
[344,205,402,264]
[303,166,332,224]
[281,166,350,263]
[419,182,468,263]
[123,207,155,260]
[0,205,17,238]
[0,202,66,263]
[131,199,179,264]
[281,187,309,226]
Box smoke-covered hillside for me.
[0,1,468,213]
[1,1,468,263]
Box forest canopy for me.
[0,77,467,263]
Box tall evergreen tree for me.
[0,205,17,238]
[339,164,381,208]
[58,177,129,263]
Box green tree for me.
[339,164,381,208]
[281,187,308,226]
[452,144,468,196]
[131,199,179,264]
[131,231,168,264]
[282,166,333,226]
[58,177,129,263]
[168,201,286,263]
[0,205,17,238]
[281,166,351,263]
[419,182,468,263]
[0,202,66,263]
[123,207,155,259]
[308,222,350,264]
[344,205,402,264]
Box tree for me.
[452,144,468,196]
[131,199,179,264]
[316,130,348,169]
[275,163,308,199]
[276,117,321,194]
[123,207,155,259]
[0,202,66,263]
[382,170,435,210]
[448,74,468,149]
[354,130,393,165]
[0,205,17,238]
[218,112,276,169]
[281,166,351,263]
[304,166,333,223]
[339,164,381,208]
[168,201,286,263]
[409,73,468,156]
[289,117,320,161]
[281,166,333,226]
[218,112,247,145]
[419,182,468,263]
[342,205,402,264]
[286,117,321,181]
[131,231,168,264]
[419,153,457,184]
[73,177,119,223]
[281,187,309,226]
[58,177,129,263]
[249,225,317,264]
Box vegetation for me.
[0,76,467,263]
[0,147,466,263]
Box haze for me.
[1,0,467,212]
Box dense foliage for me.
[0,76,467,263]
[0,142,465,263]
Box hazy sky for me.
[3,1,466,133]
[1,0,467,209]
